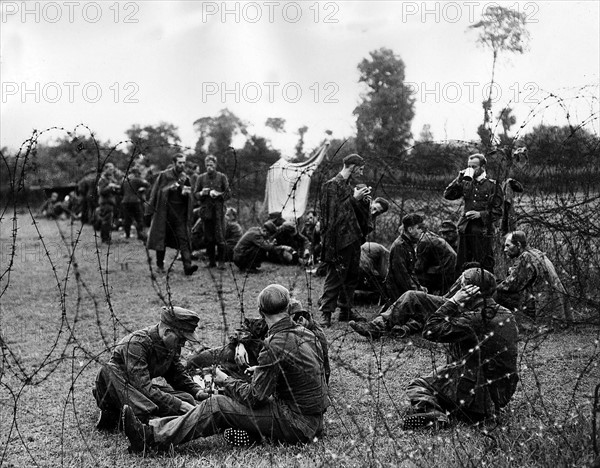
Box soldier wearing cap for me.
[401,267,519,430]
[93,306,205,430]
[232,221,290,272]
[122,284,330,452]
[443,153,503,274]
[318,153,371,326]
[438,220,459,252]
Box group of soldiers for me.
[88,150,574,454]
[68,153,317,276]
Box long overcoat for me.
[145,167,194,251]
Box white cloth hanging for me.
[264,143,329,221]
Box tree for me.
[468,5,530,149]
[419,124,434,143]
[353,47,415,172]
[236,135,281,197]
[193,109,248,176]
[265,117,286,133]
[294,125,309,161]
[125,122,182,169]
[520,124,597,167]
[496,106,517,146]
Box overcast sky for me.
[1,1,598,156]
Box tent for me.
[264,142,329,221]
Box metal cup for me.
[462,167,475,181]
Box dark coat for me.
[194,171,230,220]
[422,300,519,417]
[146,167,194,251]
[385,233,420,303]
[319,173,364,262]
[443,175,503,234]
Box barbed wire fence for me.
[1,88,599,467]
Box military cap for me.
[263,220,278,235]
[373,197,390,213]
[160,306,200,342]
[439,220,458,232]
[343,153,365,167]
[461,268,497,297]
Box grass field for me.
[1,216,599,467]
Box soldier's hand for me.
[464,210,481,220]
[214,366,229,384]
[180,401,196,413]
[353,186,370,201]
[195,390,210,401]
[451,285,480,307]
[234,343,249,367]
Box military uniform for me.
[121,174,149,239]
[415,232,457,295]
[444,174,503,273]
[406,299,519,423]
[232,227,277,271]
[194,171,230,266]
[146,316,330,446]
[97,172,120,243]
[146,167,196,273]
[224,220,244,261]
[93,308,203,425]
[496,247,571,326]
[318,173,367,322]
[384,233,420,305]
[356,242,389,300]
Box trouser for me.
[376,291,445,332]
[157,206,193,268]
[203,219,225,264]
[406,369,517,423]
[122,202,146,239]
[456,223,495,274]
[98,203,115,242]
[319,242,361,318]
[93,365,195,423]
[405,375,484,424]
[149,394,322,445]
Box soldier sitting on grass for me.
[186,299,329,385]
[402,267,519,430]
[122,284,330,452]
[93,306,206,430]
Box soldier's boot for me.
[338,308,367,323]
[402,410,449,431]
[122,405,155,453]
[223,428,260,447]
[349,320,386,339]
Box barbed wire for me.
[1,90,599,466]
